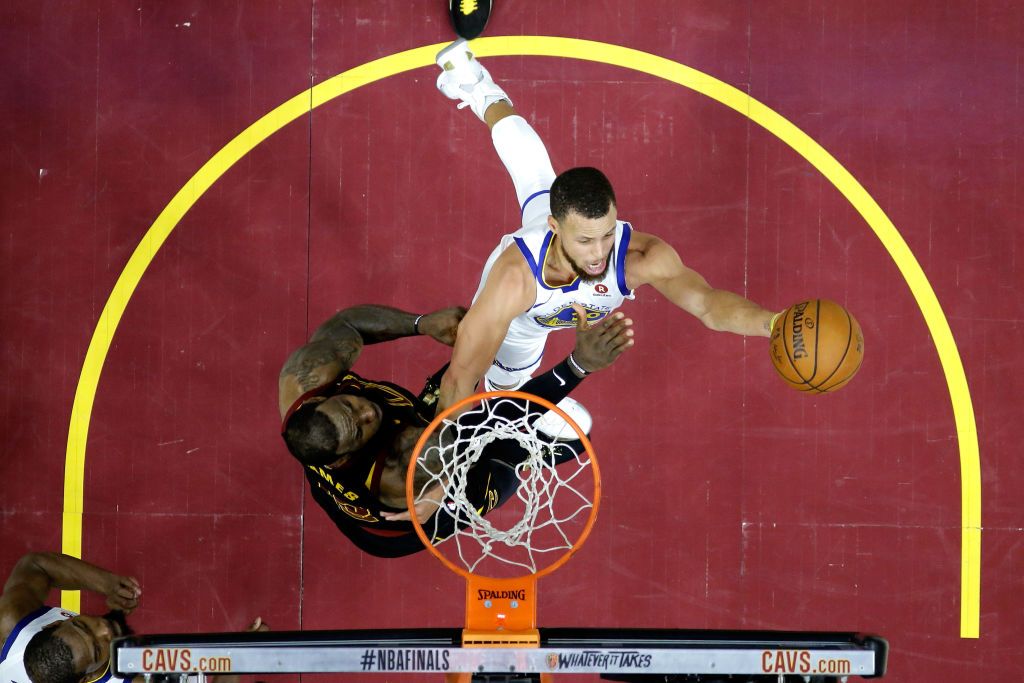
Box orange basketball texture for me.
[769,299,864,393]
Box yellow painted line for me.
[59,43,441,613]
[62,36,980,637]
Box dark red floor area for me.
[2,2,1022,681]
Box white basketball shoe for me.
[533,396,593,441]
[435,38,511,121]
[482,376,592,441]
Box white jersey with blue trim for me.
[475,218,636,342]
[0,606,125,683]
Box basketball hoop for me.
[406,390,601,661]
[111,398,892,683]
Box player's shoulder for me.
[624,227,658,248]
[477,248,535,309]
[0,586,46,643]
[493,243,536,281]
[623,230,682,287]
[623,229,667,265]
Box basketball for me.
[769,299,864,393]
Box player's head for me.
[282,394,383,466]
[25,612,131,683]
[549,167,618,283]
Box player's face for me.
[318,394,383,455]
[552,207,617,283]
[52,614,122,677]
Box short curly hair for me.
[24,627,78,683]
[283,402,341,466]
[550,167,616,222]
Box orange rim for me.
[406,390,601,582]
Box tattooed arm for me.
[278,305,465,418]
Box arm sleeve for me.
[510,357,584,416]
[449,357,583,430]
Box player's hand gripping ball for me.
[769,299,864,393]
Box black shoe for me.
[449,0,492,40]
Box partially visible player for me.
[1,553,267,683]
[0,552,140,683]
[433,39,782,415]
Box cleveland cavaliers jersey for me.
[0,607,125,683]
[475,219,636,347]
[282,369,434,532]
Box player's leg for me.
[492,114,557,228]
[470,420,584,469]
[319,505,426,558]
[435,39,556,226]
[420,458,513,543]
[482,332,593,438]
[436,39,512,126]
[468,440,585,517]
[343,527,425,558]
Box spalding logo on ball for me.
[770,299,864,393]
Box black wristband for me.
[413,314,424,335]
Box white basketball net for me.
[413,395,596,576]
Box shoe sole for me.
[436,39,472,71]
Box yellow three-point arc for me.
[60,36,980,638]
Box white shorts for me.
[484,331,549,389]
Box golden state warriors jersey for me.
[0,607,127,683]
[475,219,635,342]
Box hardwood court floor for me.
[2,2,1021,680]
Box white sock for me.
[484,375,528,392]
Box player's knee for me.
[484,373,529,392]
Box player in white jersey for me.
[433,39,782,416]
[0,553,139,683]
[471,200,635,393]
[1,553,267,683]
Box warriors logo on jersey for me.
[533,303,613,328]
[471,213,636,384]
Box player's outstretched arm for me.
[437,254,535,412]
[626,232,778,337]
[310,305,465,347]
[279,305,466,416]
[0,553,141,639]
